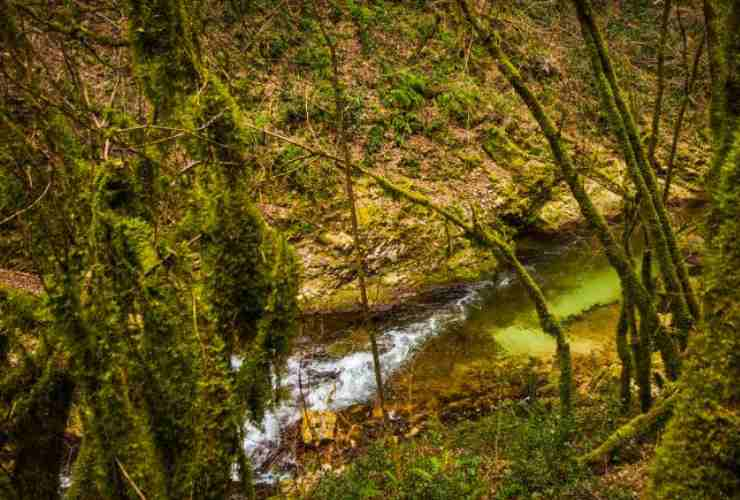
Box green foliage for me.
[201,177,299,358]
[436,82,481,126]
[185,76,265,164]
[399,156,422,178]
[390,112,424,143]
[348,0,375,53]
[0,167,27,266]
[382,71,430,142]
[365,123,387,157]
[496,411,586,498]
[0,51,299,500]
[385,71,430,111]
[0,168,24,217]
[295,43,332,74]
[309,441,486,500]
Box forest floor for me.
[241,2,711,316]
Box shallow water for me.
[243,235,628,481]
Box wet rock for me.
[304,366,341,381]
[301,410,337,445]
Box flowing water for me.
[243,234,628,481]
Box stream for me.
[243,234,626,482]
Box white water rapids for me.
[240,279,498,482]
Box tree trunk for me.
[11,365,74,500]
[650,3,740,496]
[616,290,633,413]
[316,6,387,421]
[648,0,673,166]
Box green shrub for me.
[295,43,331,73]
[309,442,486,500]
[365,123,387,157]
[390,112,423,143]
[384,71,429,111]
[436,83,480,126]
[495,405,636,500]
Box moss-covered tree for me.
[649,1,740,496]
[0,1,300,498]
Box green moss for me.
[483,126,528,167]
[128,0,203,115]
[650,5,740,496]
[435,80,481,125]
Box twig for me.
[0,178,52,227]
[648,0,673,165]
[663,29,705,203]
[115,458,147,500]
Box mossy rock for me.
[317,231,354,251]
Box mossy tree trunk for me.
[650,2,740,496]
[1,1,299,497]
[572,0,701,329]
[703,0,728,187]
[624,217,653,412]
[0,291,75,500]
[616,288,633,412]
[580,391,678,465]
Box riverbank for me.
[264,323,653,499]
[297,193,703,319]
[280,354,651,500]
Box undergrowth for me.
[300,374,644,500]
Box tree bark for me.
[648,0,673,166]
[650,3,740,496]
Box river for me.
[243,232,628,482]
